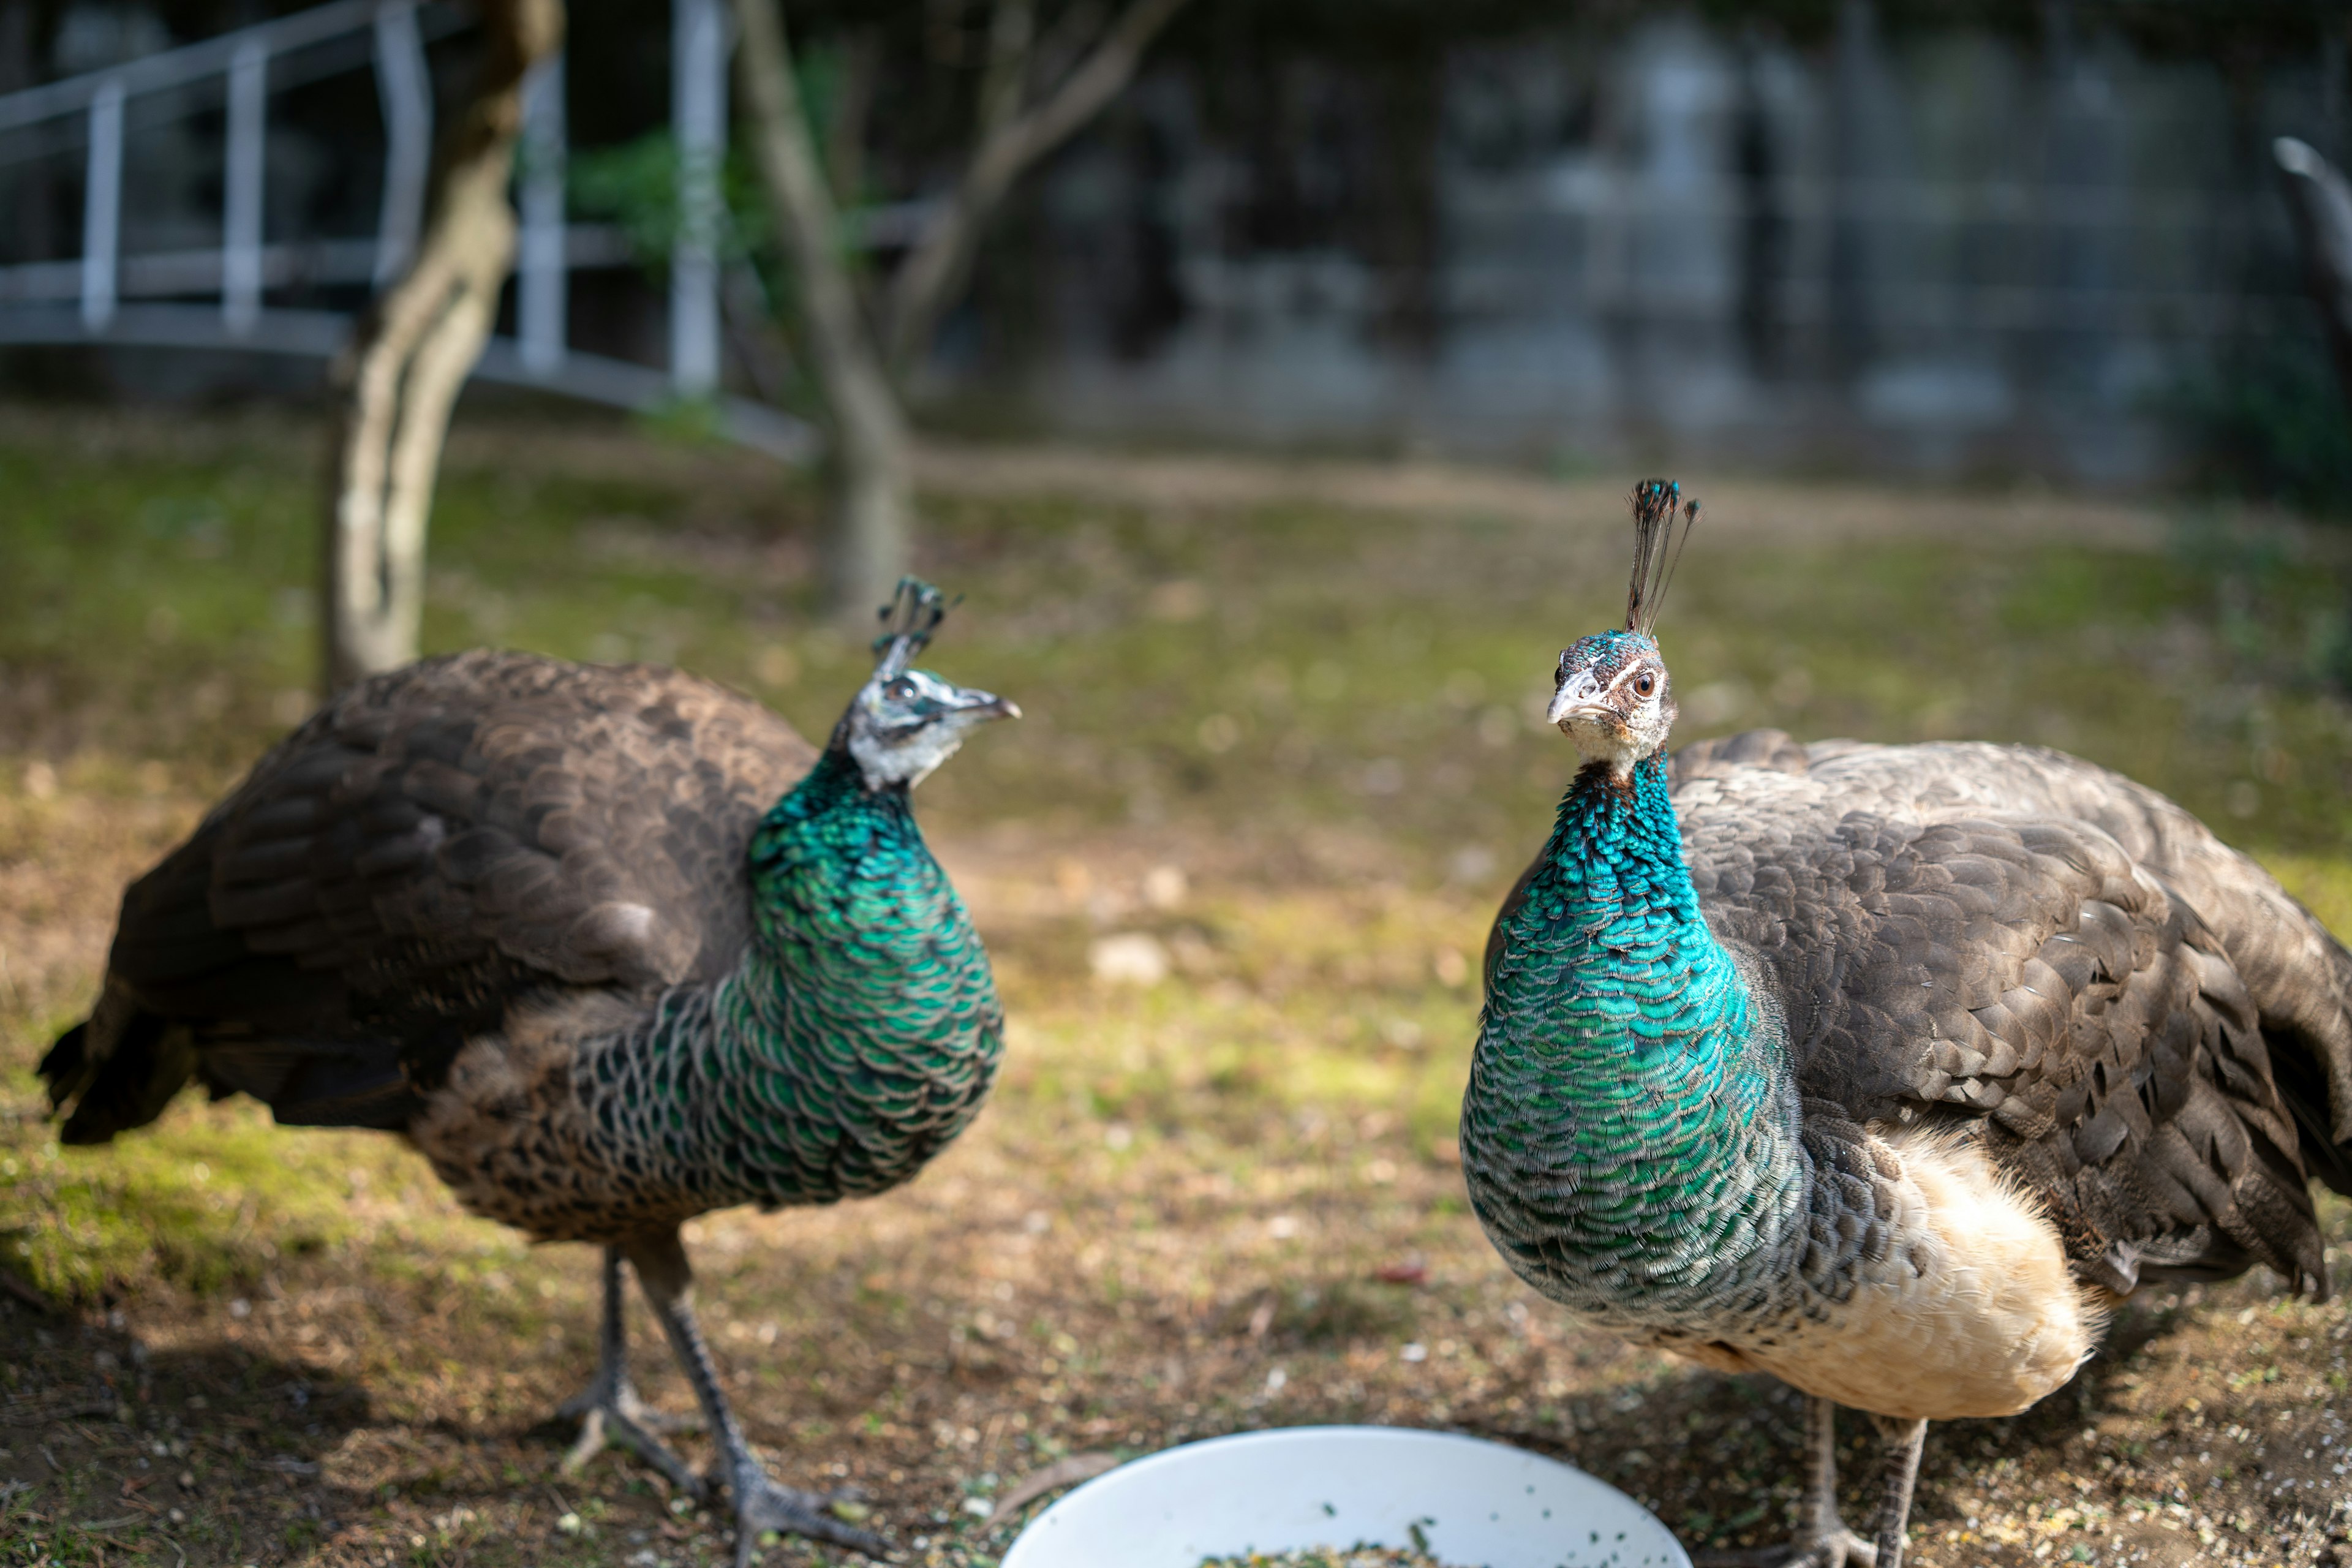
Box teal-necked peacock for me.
[40,580,1016,1564]
[1462,484,2352,1568]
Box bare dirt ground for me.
[4,407,2351,1568]
[6,796,2350,1568]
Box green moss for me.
[0,1068,508,1303]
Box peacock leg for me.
[1693,1396,1875,1567]
[1864,1416,1928,1568]
[624,1229,889,1567]
[557,1245,706,1497]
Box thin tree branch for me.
[722,261,798,405]
[824,26,881,208]
[978,0,1036,140]
[1028,2,1109,104]
[882,0,1188,371]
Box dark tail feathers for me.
[37,1005,195,1145]
[36,1020,89,1107]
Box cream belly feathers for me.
[1673,1124,2107,1422]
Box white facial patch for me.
[842,668,1009,790]
[850,721,968,790]
[1558,712,1644,780]
[1546,657,1673,780]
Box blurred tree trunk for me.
[2275,137,2352,403]
[731,0,911,622]
[732,0,1188,621]
[323,0,564,692]
[2275,135,2352,687]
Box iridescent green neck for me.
[560,749,1001,1221]
[676,749,1003,1206]
[1464,752,1804,1321]
[735,745,1000,1079]
[747,748,922,945]
[1486,752,1741,1041]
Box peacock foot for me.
[728,1464,889,1567]
[1692,1526,1876,1567]
[559,1379,709,1502]
[557,1371,699,1433]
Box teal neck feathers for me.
[1464,750,1806,1324]
[595,748,1003,1212]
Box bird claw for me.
[560,1398,710,1504]
[556,1374,698,1433]
[1692,1527,1876,1568]
[731,1471,892,1565]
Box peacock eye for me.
[1634,671,1657,698]
[885,677,916,700]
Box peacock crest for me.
[871,577,954,676]
[1623,477,1700,638]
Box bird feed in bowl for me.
[1196,1549,1463,1568]
[997,1425,1690,1568]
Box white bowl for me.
[999,1425,1691,1568]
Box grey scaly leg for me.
[1865,1416,1928,1568]
[624,1229,889,1566]
[1695,1396,1875,1567]
[557,1245,706,1498]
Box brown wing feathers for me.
[1675,734,2346,1296]
[45,652,818,1143]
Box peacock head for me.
[1547,480,1698,779]
[836,579,1020,791]
[1548,628,1673,775]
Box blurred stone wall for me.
[974,6,2340,483]
[1,1,2340,484]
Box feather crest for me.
[872,579,954,677]
[1625,479,1700,638]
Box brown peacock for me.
[41,580,1017,1564]
[1461,483,2352,1567]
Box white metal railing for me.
[671,0,728,396]
[0,230,639,304]
[519,51,567,377]
[0,0,816,462]
[371,0,432,284]
[77,75,121,331]
[0,0,397,132]
[4,0,448,334]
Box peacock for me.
[1461,484,2352,1568]
[39,579,1017,1564]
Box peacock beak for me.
[1545,663,1612,729]
[1545,693,1604,727]
[954,688,1021,722]
[1546,680,1622,731]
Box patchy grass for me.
[2272,856,2352,941]
[3,402,2351,1567]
